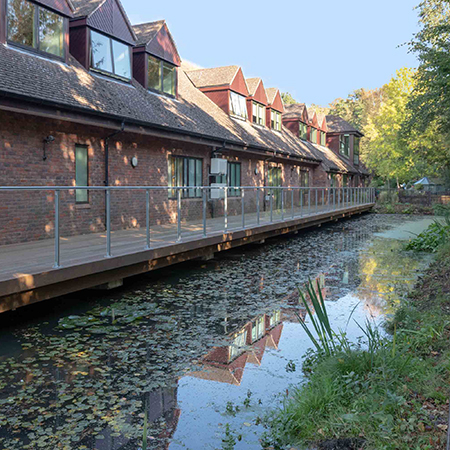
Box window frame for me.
[353,136,360,165]
[147,54,177,98]
[6,0,66,60]
[214,162,241,197]
[320,131,326,146]
[252,102,266,126]
[75,145,89,204]
[271,110,281,131]
[339,134,350,158]
[310,128,318,144]
[168,155,203,199]
[229,91,248,120]
[299,122,308,140]
[89,29,132,82]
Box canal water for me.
[0,214,435,450]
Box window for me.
[269,310,281,328]
[147,55,176,96]
[329,173,336,187]
[320,131,326,146]
[353,136,360,165]
[299,122,307,140]
[90,30,131,80]
[343,174,348,187]
[7,0,64,58]
[271,110,281,131]
[251,316,265,343]
[339,134,350,158]
[75,145,88,203]
[229,329,247,361]
[230,91,248,119]
[252,102,265,126]
[168,155,202,198]
[301,170,309,187]
[215,162,241,197]
[310,128,318,144]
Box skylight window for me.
[90,30,131,80]
[7,0,64,58]
[230,92,248,119]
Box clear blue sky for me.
[126,0,420,106]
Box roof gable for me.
[246,78,267,105]
[308,110,318,128]
[317,113,328,132]
[283,103,308,123]
[326,115,364,136]
[230,67,249,97]
[186,65,239,89]
[134,21,180,66]
[266,88,284,113]
[73,0,135,44]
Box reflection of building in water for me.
[190,310,283,385]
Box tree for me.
[281,92,297,105]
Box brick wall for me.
[0,111,333,246]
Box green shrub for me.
[405,216,450,252]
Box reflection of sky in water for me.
[0,215,435,449]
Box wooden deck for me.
[0,202,374,313]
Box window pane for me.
[196,159,202,197]
[7,0,35,48]
[75,146,88,203]
[39,8,63,57]
[230,92,247,119]
[163,62,175,95]
[252,102,257,123]
[148,56,161,91]
[91,31,112,73]
[112,40,131,79]
[188,158,195,197]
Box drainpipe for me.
[103,120,125,229]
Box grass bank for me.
[263,238,450,449]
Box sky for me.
[126,0,421,106]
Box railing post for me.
[270,188,273,223]
[224,187,228,231]
[256,187,260,225]
[327,188,330,211]
[300,188,303,217]
[291,188,294,218]
[177,188,182,242]
[145,189,150,250]
[202,188,207,237]
[333,187,336,210]
[106,188,112,257]
[322,189,324,212]
[281,188,285,220]
[308,188,311,214]
[53,189,60,268]
[315,188,318,213]
[241,188,245,229]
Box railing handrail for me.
[0,185,372,191]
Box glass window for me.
[299,122,307,140]
[340,134,350,158]
[269,310,281,328]
[320,131,326,146]
[229,329,247,361]
[7,0,65,58]
[252,102,265,126]
[353,137,360,165]
[148,55,161,91]
[90,30,131,80]
[230,91,248,119]
[228,162,241,197]
[168,156,202,198]
[271,110,281,131]
[251,316,265,342]
[91,30,113,74]
[75,146,88,203]
[112,40,131,79]
[310,128,318,144]
[163,62,176,96]
[39,8,63,57]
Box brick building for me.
[0,0,368,246]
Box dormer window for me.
[299,122,307,140]
[353,137,360,165]
[320,131,326,146]
[310,128,318,144]
[271,111,281,131]
[148,55,176,96]
[252,102,265,126]
[339,134,350,158]
[7,0,64,58]
[90,30,131,80]
[230,92,248,119]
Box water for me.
[0,215,435,449]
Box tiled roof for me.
[133,20,165,46]
[185,66,240,89]
[309,143,359,174]
[0,45,320,163]
[326,115,363,135]
[70,0,104,16]
[265,88,278,105]
[282,103,307,120]
[316,112,326,127]
[246,78,261,96]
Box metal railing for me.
[0,186,375,269]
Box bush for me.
[378,190,399,204]
[405,216,450,252]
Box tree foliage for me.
[281,92,297,105]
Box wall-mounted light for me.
[131,156,138,168]
[42,135,55,161]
